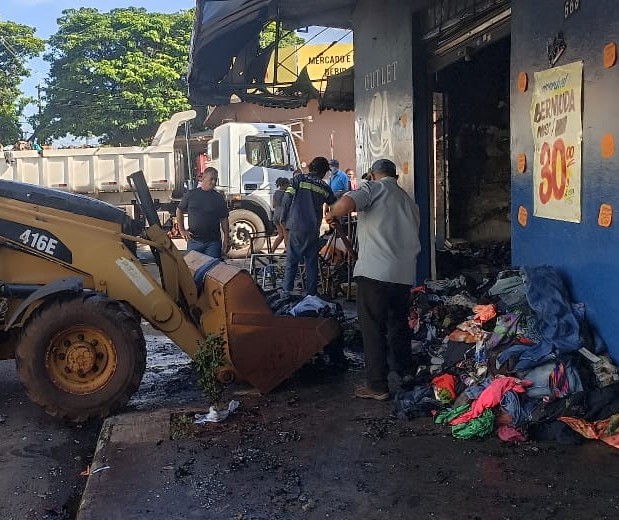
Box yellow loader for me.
[0,172,340,421]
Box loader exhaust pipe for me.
[127,170,161,228]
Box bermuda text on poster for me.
[530,61,583,223]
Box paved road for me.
[0,322,198,520]
[0,252,205,520]
[0,359,101,520]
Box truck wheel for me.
[15,293,146,422]
[228,209,265,259]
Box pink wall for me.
[206,100,356,175]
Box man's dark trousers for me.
[356,276,412,393]
[284,230,320,295]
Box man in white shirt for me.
[326,159,421,400]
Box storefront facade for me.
[352,0,619,357]
[510,0,619,355]
[190,0,619,359]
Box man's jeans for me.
[356,276,412,393]
[284,230,319,295]
[187,239,222,258]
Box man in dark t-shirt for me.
[176,167,230,258]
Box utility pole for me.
[37,83,42,120]
[35,82,43,143]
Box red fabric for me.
[450,377,532,425]
[473,304,497,324]
[559,416,619,449]
[411,285,426,294]
[497,425,526,442]
[448,329,478,344]
[431,374,458,400]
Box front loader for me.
[0,172,340,421]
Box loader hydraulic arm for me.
[126,171,204,314]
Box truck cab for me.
[206,122,301,257]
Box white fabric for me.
[346,177,421,285]
[289,295,338,316]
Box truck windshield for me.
[245,136,292,170]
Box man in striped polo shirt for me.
[281,156,336,296]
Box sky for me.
[1,0,351,143]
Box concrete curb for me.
[76,410,173,520]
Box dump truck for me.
[1,111,301,258]
[0,173,339,421]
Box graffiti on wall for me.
[356,91,413,190]
[356,57,413,192]
[356,91,394,175]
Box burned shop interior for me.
[430,36,512,281]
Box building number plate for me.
[565,0,580,19]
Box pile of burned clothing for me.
[264,290,344,320]
[436,240,511,282]
[396,265,619,448]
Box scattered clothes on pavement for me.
[288,294,341,318]
[559,415,619,449]
[393,386,442,419]
[394,265,619,449]
[264,289,344,320]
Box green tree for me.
[39,8,193,145]
[259,22,305,50]
[0,22,44,144]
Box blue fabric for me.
[394,386,441,419]
[464,377,492,400]
[193,257,221,293]
[488,272,528,310]
[188,239,222,259]
[497,266,581,372]
[500,391,536,427]
[328,169,350,195]
[523,265,581,352]
[284,230,320,295]
[522,361,583,399]
[497,344,555,372]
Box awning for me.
[188,0,356,108]
[320,67,354,111]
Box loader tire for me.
[228,209,265,259]
[15,293,146,422]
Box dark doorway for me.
[430,36,511,278]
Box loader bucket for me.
[185,252,341,393]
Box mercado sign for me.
[530,61,583,223]
[265,43,354,91]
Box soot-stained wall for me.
[353,0,415,194]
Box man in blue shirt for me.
[327,159,350,198]
[281,156,336,295]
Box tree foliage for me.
[0,21,44,144]
[39,8,193,145]
[259,22,305,50]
